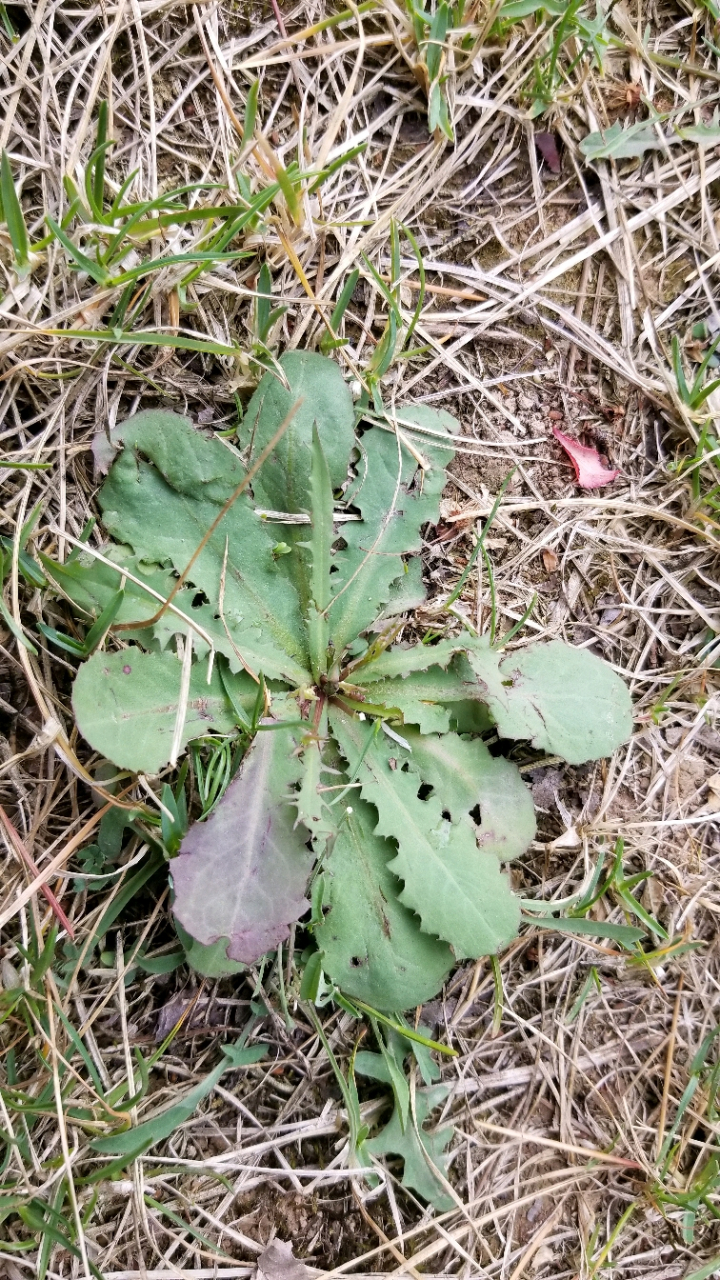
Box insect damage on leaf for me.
[49,349,634,1012]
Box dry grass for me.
[1,0,720,1276]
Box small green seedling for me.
[495,0,612,118]
[43,351,632,1013]
[672,332,720,412]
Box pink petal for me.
[552,426,619,489]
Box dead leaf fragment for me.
[552,426,619,489]
[542,549,558,573]
[707,771,720,812]
[535,131,561,172]
[257,1239,314,1280]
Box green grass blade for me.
[45,326,244,356]
[90,100,109,218]
[684,1255,720,1280]
[256,261,273,343]
[425,1,450,81]
[83,588,124,654]
[361,252,402,321]
[399,222,425,348]
[672,335,691,404]
[1,149,30,268]
[109,248,250,287]
[331,267,359,330]
[243,78,260,141]
[444,467,515,608]
[36,621,85,656]
[526,915,646,945]
[46,217,110,284]
[0,597,38,653]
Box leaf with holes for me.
[314,797,453,1011]
[327,408,456,655]
[330,707,521,960]
[48,352,634,1019]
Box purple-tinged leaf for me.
[535,131,561,173]
[172,727,313,964]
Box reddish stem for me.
[0,805,75,940]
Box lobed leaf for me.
[315,798,453,1011]
[365,1084,454,1210]
[353,635,464,682]
[354,657,485,734]
[91,1041,265,1159]
[72,649,254,774]
[579,118,665,161]
[327,409,456,654]
[400,727,536,860]
[172,726,314,965]
[465,636,633,764]
[174,922,246,978]
[330,707,520,960]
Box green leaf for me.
[46,216,110,284]
[678,109,720,147]
[90,1042,265,1158]
[239,351,355,514]
[175,921,246,978]
[83,588,124,653]
[684,1257,720,1280]
[96,410,310,682]
[43,545,255,673]
[331,708,521,959]
[0,596,37,653]
[465,636,633,764]
[365,1084,454,1210]
[425,2,450,80]
[172,726,314,965]
[528,916,645,944]
[89,100,109,219]
[400,726,536,859]
[243,79,260,141]
[315,798,453,1011]
[498,0,565,18]
[255,261,273,343]
[356,1039,410,1130]
[72,649,256,774]
[36,621,85,655]
[1,149,30,269]
[295,734,337,850]
[48,351,635,1015]
[356,635,463,681]
[355,657,486,734]
[328,409,456,654]
[579,118,665,161]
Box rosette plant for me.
[44,352,632,1012]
